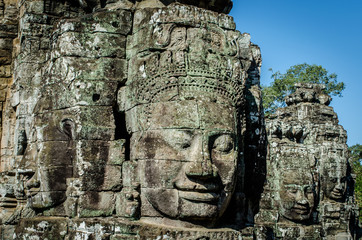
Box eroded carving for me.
[0,0,358,239]
[256,84,358,239]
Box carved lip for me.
[26,189,39,198]
[178,190,219,202]
[174,179,221,192]
[292,206,310,214]
[331,190,343,198]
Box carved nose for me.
[25,178,40,189]
[297,198,309,206]
[185,160,218,178]
[334,182,343,191]
[184,135,218,178]
[295,190,308,204]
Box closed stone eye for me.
[287,188,298,194]
[174,141,191,149]
[163,130,193,150]
[212,134,233,153]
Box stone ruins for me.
[0,0,358,239]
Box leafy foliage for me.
[262,63,345,114]
[349,144,362,219]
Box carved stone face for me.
[25,166,69,209]
[278,170,315,222]
[130,100,238,221]
[24,115,74,209]
[323,164,347,201]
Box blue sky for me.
[230,0,362,146]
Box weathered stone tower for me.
[0,0,357,239]
[256,83,358,239]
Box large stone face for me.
[0,0,358,239]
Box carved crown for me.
[127,51,245,108]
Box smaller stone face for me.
[23,115,75,209]
[278,170,316,222]
[322,161,347,201]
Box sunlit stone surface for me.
[0,0,357,239]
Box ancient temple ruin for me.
[0,0,358,239]
[256,83,358,239]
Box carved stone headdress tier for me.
[120,3,248,111]
[126,64,245,107]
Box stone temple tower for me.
[0,0,357,239]
[256,83,358,239]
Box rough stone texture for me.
[0,0,357,239]
[256,83,359,239]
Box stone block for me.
[14,217,68,240]
[126,101,199,132]
[130,130,186,161]
[75,140,110,163]
[0,87,7,101]
[115,187,140,218]
[69,218,114,239]
[137,159,183,189]
[102,165,122,191]
[132,3,234,33]
[37,141,76,167]
[50,57,127,84]
[108,139,126,165]
[64,196,78,218]
[35,166,73,191]
[54,32,126,59]
[76,156,108,190]
[39,80,119,109]
[75,147,122,191]
[122,161,139,187]
[0,65,11,78]
[67,79,119,107]
[140,188,178,218]
[21,0,44,14]
[35,106,115,141]
[19,13,54,37]
[57,10,132,35]
[148,101,199,130]
[198,101,236,131]
[78,191,115,217]
[0,38,13,50]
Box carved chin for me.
[144,188,227,220]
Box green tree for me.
[349,144,362,219]
[262,63,345,114]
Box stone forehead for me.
[280,169,314,183]
[126,100,236,132]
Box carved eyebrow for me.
[161,129,194,145]
[206,130,235,137]
[181,130,193,136]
